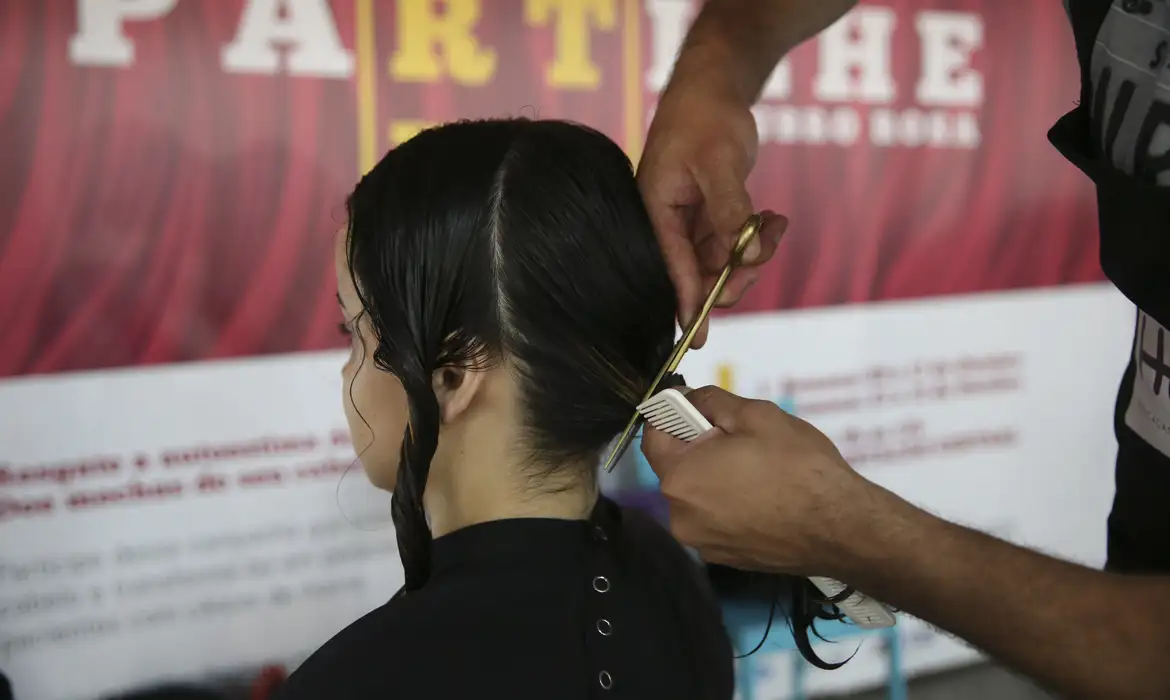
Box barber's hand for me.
[637,89,787,348]
[641,386,877,576]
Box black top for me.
[273,499,734,699]
[1050,0,1170,573]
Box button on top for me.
[593,525,608,541]
[592,576,610,593]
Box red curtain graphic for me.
[736,0,1100,314]
[0,0,1101,378]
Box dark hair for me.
[346,118,676,582]
[344,118,848,671]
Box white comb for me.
[636,388,897,630]
[806,576,896,629]
[636,387,714,441]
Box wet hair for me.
[343,118,849,672]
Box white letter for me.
[812,7,896,104]
[69,0,177,67]
[760,60,792,100]
[915,11,982,107]
[644,0,695,92]
[222,0,353,78]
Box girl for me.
[276,119,829,700]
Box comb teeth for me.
[636,388,714,444]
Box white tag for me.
[1125,310,1170,457]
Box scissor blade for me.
[601,418,642,473]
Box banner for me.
[0,2,1125,699]
[0,0,1100,377]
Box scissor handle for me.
[729,213,764,263]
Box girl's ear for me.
[431,365,485,423]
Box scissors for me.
[601,213,765,473]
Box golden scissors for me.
[601,213,765,473]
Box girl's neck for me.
[424,457,597,538]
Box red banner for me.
[0,0,1099,377]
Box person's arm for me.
[666,0,859,107]
[834,486,1170,700]
[638,1,856,345]
[641,387,1170,700]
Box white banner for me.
[0,284,1134,699]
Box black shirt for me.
[1050,0,1170,573]
[273,499,734,699]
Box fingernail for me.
[743,236,761,262]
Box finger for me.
[691,315,709,349]
[713,268,759,308]
[638,164,704,331]
[682,386,751,433]
[691,159,755,257]
[709,211,786,306]
[686,385,786,434]
[742,211,787,269]
[687,266,755,313]
[696,210,786,273]
[693,226,733,276]
[644,202,703,328]
[640,422,725,485]
[639,426,690,480]
[694,220,784,310]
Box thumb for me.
[684,385,768,434]
[639,422,724,481]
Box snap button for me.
[596,619,612,636]
[593,525,607,541]
[592,576,610,593]
[598,671,613,689]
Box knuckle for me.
[688,384,719,400]
[740,397,777,420]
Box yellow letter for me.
[715,364,735,392]
[389,0,495,85]
[525,0,615,89]
[389,119,437,146]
